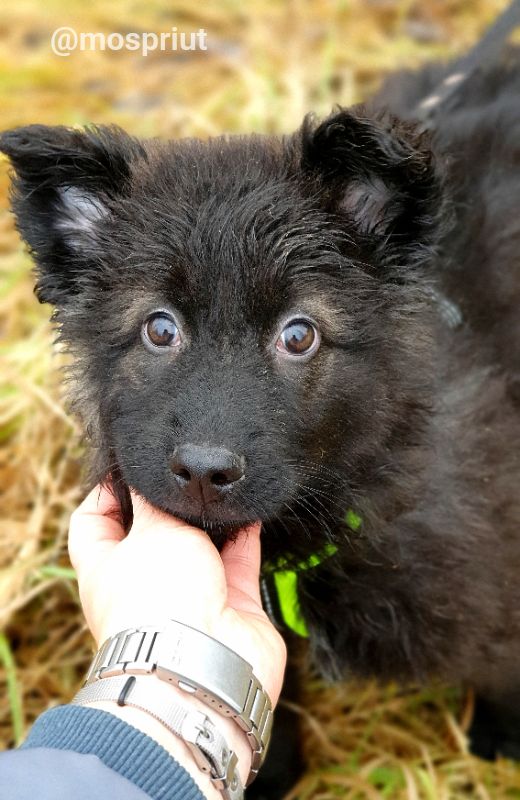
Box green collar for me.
[270,509,362,637]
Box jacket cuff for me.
[22,704,205,800]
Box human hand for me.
[68,483,287,709]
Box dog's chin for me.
[174,511,248,547]
[123,482,260,545]
[156,500,259,547]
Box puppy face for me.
[0,113,441,546]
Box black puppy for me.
[2,50,520,775]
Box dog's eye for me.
[142,312,181,350]
[276,318,319,357]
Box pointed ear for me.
[300,108,443,271]
[0,124,147,305]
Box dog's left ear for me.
[0,124,147,305]
[300,108,442,269]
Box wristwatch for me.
[79,619,273,786]
[73,673,243,800]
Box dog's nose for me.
[170,444,245,503]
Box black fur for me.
[2,51,520,765]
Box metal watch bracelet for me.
[73,674,243,800]
[81,619,273,786]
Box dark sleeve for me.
[0,705,206,800]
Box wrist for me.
[89,700,220,800]
[87,681,252,793]
[76,620,273,798]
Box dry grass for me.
[1,0,519,796]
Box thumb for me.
[68,483,125,576]
[221,524,263,612]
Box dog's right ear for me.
[0,124,147,305]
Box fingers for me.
[130,490,179,529]
[68,483,125,574]
[221,523,262,610]
[70,484,263,617]
[129,490,208,541]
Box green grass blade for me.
[36,565,77,581]
[0,631,25,745]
